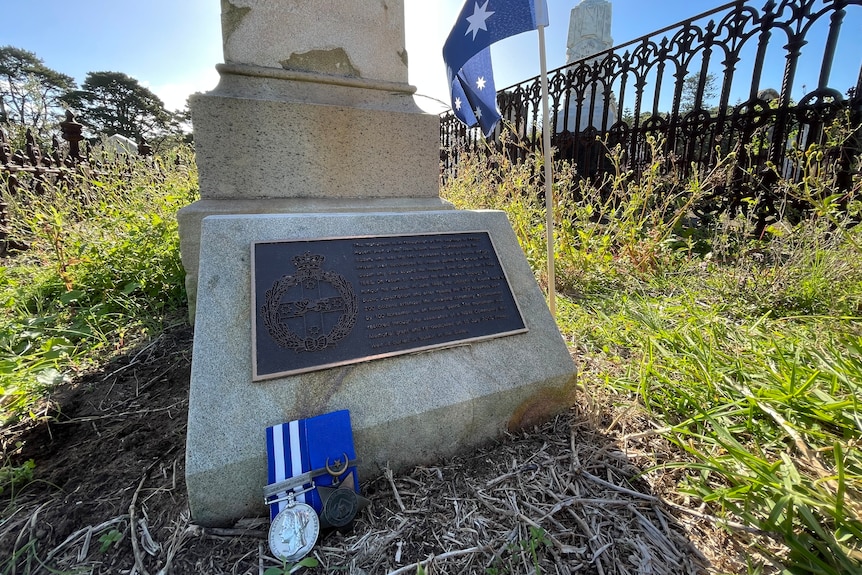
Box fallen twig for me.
[45,515,128,562]
[202,527,267,540]
[384,465,406,513]
[11,500,49,575]
[578,469,660,502]
[129,475,152,575]
[54,400,188,424]
[386,545,492,575]
[155,510,191,575]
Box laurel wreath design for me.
[261,259,357,353]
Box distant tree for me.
[0,46,75,133]
[61,71,172,141]
[680,72,718,114]
[169,99,193,142]
[620,107,658,126]
[621,107,633,125]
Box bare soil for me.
[1,321,758,574]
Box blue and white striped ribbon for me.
[266,420,308,520]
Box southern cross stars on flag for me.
[443,0,549,138]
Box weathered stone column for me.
[179,0,446,319]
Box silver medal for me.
[268,501,320,563]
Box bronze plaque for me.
[251,232,527,380]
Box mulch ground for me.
[1,322,762,574]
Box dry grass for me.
[1,327,750,575]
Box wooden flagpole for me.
[537,24,556,318]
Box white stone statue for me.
[557,0,617,132]
[566,0,613,64]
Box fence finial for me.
[25,129,43,168]
[60,111,84,164]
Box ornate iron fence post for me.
[60,111,84,166]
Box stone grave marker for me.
[182,0,578,526]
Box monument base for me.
[186,210,577,526]
[179,63,445,320]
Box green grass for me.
[442,124,862,574]
[557,290,862,573]
[0,143,198,425]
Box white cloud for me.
[146,68,220,113]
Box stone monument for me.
[557,0,617,132]
[183,1,578,526]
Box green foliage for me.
[60,71,173,141]
[1,45,190,143]
[442,132,733,298]
[0,457,34,495]
[263,557,319,575]
[580,296,862,573]
[484,525,551,575]
[97,529,124,553]
[443,121,862,574]
[521,526,550,574]
[0,145,198,423]
[0,45,75,133]
[442,135,548,277]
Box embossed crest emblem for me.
[261,252,358,352]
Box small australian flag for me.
[443,0,549,137]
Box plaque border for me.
[250,231,529,381]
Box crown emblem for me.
[292,252,326,271]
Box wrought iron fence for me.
[0,111,154,254]
[441,0,862,227]
[1,112,154,190]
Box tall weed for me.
[443,136,549,276]
[0,146,198,421]
[443,134,736,297]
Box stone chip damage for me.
[281,48,362,78]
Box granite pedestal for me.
[186,210,576,526]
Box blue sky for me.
[2,1,860,115]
